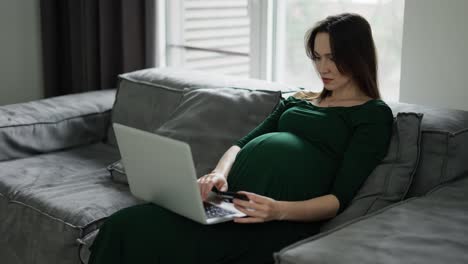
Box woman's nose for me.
[317,59,330,74]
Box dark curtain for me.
[40,0,149,97]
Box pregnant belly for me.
[227,132,337,201]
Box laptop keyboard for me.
[203,202,236,218]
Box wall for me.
[400,0,468,111]
[0,0,43,106]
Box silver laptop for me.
[113,123,246,225]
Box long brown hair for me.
[299,13,380,102]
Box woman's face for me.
[313,32,353,92]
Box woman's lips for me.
[322,78,333,84]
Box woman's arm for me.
[233,193,339,223]
[198,145,240,200]
[276,194,339,221]
[211,145,241,178]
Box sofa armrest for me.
[0,89,116,162]
[274,177,468,264]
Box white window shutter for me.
[167,0,251,77]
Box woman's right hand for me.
[197,171,228,201]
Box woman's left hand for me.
[233,191,285,223]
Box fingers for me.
[218,182,228,192]
[197,173,227,201]
[197,176,210,201]
[232,191,280,223]
[201,178,214,201]
[233,196,268,219]
[237,191,267,203]
[233,192,270,211]
[234,203,267,219]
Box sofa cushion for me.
[407,129,468,197]
[446,129,468,182]
[119,67,301,93]
[78,229,99,264]
[275,176,468,264]
[321,112,423,231]
[107,159,127,184]
[107,87,302,184]
[106,79,186,147]
[0,143,142,264]
[109,87,282,184]
[153,87,281,177]
[387,101,468,197]
[106,68,302,147]
[0,90,115,162]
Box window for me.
[166,0,251,77]
[275,0,405,101]
[162,0,405,101]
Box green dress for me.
[89,96,393,264]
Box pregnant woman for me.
[89,13,393,264]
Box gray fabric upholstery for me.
[78,229,99,264]
[107,160,127,184]
[155,87,282,178]
[407,131,449,197]
[106,78,185,146]
[387,101,468,132]
[3,68,468,264]
[106,67,302,146]
[446,129,468,182]
[0,143,142,264]
[407,129,468,197]
[120,67,301,93]
[106,67,302,183]
[275,175,468,264]
[387,101,468,197]
[0,90,115,162]
[321,112,423,231]
[107,89,300,184]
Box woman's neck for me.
[328,82,366,101]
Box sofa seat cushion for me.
[275,176,468,264]
[0,143,142,264]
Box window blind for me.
[168,0,250,77]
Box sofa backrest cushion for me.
[106,79,185,147]
[0,90,115,162]
[106,67,301,146]
[446,129,468,183]
[407,129,468,197]
[154,87,282,177]
[108,87,282,183]
[119,67,300,93]
[387,101,468,197]
[321,112,423,231]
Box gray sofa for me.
[1,67,467,264]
